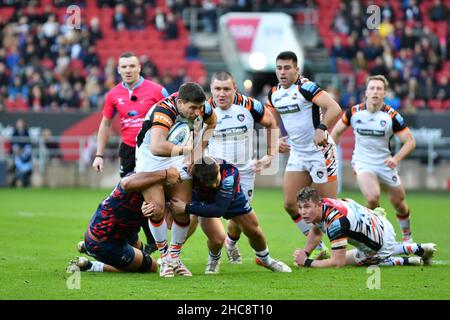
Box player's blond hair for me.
[366,75,389,90]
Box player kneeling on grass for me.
[293,187,436,268]
[167,156,291,274]
[67,168,181,273]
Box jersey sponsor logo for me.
[301,81,320,94]
[221,115,233,121]
[327,219,342,239]
[237,114,245,122]
[277,104,300,114]
[356,128,385,137]
[128,110,138,116]
[273,92,289,103]
[154,112,173,127]
[221,175,234,192]
[395,114,405,126]
[292,93,298,99]
[213,125,248,137]
[253,100,263,113]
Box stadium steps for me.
[303,47,332,74]
[198,47,227,79]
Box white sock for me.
[225,234,239,249]
[396,212,412,241]
[169,220,189,260]
[378,257,410,266]
[87,261,104,272]
[255,247,273,265]
[148,218,168,257]
[393,242,421,255]
[293,215,312,235]
[209,250,222,260]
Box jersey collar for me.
[122,76,144,91]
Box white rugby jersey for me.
[342,103,408,166]
[135,92,213,165]
[266,77,324,153]
[316,198,386,254]
[207,93,265,171]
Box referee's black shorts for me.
[119,142,136,178]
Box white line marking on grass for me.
[17,211,34,217]
[433,260,450,265]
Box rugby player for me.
[293,187,436,268]
[331,75,416,242]
[169,156,292,274]
[267,51,342,258]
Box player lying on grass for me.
[292,187,436,268]
[67,168,181,273]
[165,156,292,274]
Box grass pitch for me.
[0,187,449,300]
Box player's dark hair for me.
[178,82,206,104]
[276,51,298,65]
[119,52,137,59]
[297,187,321,204]
[211,71,234,82]
[192,156,219,187]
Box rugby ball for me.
[167,122,191,146]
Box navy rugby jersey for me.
[186,160,251,218]
[87,182,146,242]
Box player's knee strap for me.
[138,251,153,273]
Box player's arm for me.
[330,118,348,145]
[309,248,347,268]
[150,127,192,157]
[171,171,237,217]
[303,225,323,255]
[386,128,416,169]
[93,116,113,172]
[312,91,342,146]
[254,106,279,172]
[199,109,217,150]
[120,167,181,192]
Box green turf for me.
[0,188,449,300]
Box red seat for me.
[428,99,443,111]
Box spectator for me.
[10,118,32,188]
[41,128,62,161]
[428,0,448,22]
[201,0,218,33]
[163,13,179,40]
[112,3,129,30]
[404,0,422,22]
[153,7,166,31]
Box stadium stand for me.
[0,0,448,114]
[0,0,207,111]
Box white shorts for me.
[285,147,337,184]
[352,217,397,266]
[352,161,401,187]
[238,167,255,202]
[135,147,191,181]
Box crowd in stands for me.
[327,0,450,113]
[0,0,449,113]
[0,0,206,112]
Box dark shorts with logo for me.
[119,143,136,177]
[84,231,139,269]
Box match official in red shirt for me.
[93,52,169,177]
